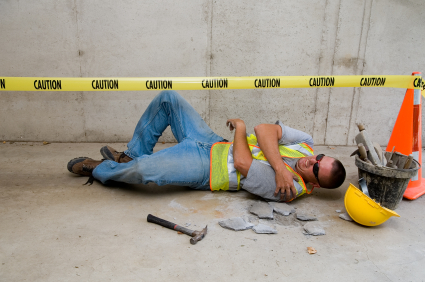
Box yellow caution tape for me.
[0,75,421,91]
[421,79,425,98]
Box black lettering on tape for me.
[309,77,335,87]
[92,79,119,90]
[34,79,62,90]
[414,78,421,88]
[202,78,228,89]
[0,79,5,89]
[360,77,386,87]
[254,78,281,88]
[146,80,172,90]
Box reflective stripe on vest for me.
[210,135,314,200]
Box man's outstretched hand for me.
[274,168,299,201]
[226,118,244,131]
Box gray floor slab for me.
[1,143,425,281]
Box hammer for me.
[147,214,207,245]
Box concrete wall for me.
[0,0,424,145]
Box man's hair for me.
[321,159,346,189]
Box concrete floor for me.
[1,142,425,282]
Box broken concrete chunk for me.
[252,224,278,234]
[335,210,341,213]
[303,222,326,236]
[249,202,274,219]
[218,217,254,231]
[339,213,354,222]
[296,213,318,221]
[270,202,295,216]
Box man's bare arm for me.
[226,119,252,177]
[254,123,298,201]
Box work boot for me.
[100,145,133,163]
[67,157,103,176]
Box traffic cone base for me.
[404,180,425,200]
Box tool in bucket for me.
[351,124,420,210]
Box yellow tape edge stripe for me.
[0,75,422,91]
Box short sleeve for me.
[276,120,314,148]
[241,160,294,202]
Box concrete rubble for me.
[339,213,354,222]
[218,217,254,231]
[303,222,326,236]
[252,223,278,234]
[249,201,274,219]
[269,202,295,216]
[296,213,318,221]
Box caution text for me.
[202,78,228,89]
[254,78,281,88]
[146,80,172,90]
[309,77,335,87]
[92,79,119,90]
[413,77,424,90]
[360,77,386,87]
[34,79,62,90]
[0,79,5,89]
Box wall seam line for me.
[324,0,342,145]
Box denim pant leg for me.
[125,90,223,158]
[93,139,211,190]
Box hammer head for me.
[190,225,208,245]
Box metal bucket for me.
[354,153,420,210]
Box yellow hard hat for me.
[344,183,400,226]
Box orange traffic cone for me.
[386,72,425,200]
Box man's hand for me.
[226,118,244,131]
[274,168,299,201]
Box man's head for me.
[295,154,346,189]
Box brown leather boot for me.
[100,146,133,163]
[67,157,103,176]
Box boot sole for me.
[100,146,115,161]
[67,157,90,174]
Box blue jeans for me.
[92,91,224,190]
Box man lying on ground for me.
[67,90,346,201]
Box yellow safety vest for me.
[209,134,314,200]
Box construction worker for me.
[67,90,346,202]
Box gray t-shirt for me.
[240,120,314,201]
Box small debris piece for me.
[185,223,191,227]
[303,222,326,236]
[249,202,274,219]
[219,217,254,231]
[43,141,50,145]
[307,247,317,254]
[296,213,318,221]
[252,224,278,234]
[335,210,341,213]
[270,202,295,216]
[339,213,354,222]
[2,141,5,144]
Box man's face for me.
[296,155,334,186]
